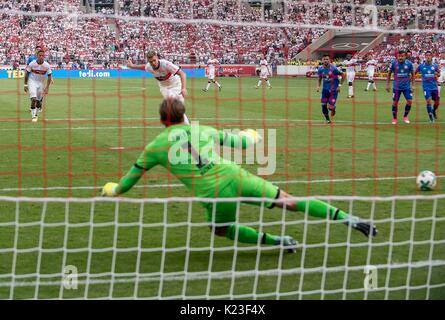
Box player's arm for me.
[102,144,158,196]
[44,73,52,94]
[333,67,344,92]
[218,129,262,149]
[412,67,418,91]
[386,67,393,92]
[317,73,322,92]
[24,68,29,93]
[339,71,345,91]
[177,68,187,98]
[127,58,146,70]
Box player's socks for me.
[295,199,349,221]
[392,105,398,120]
[294,199,377,237]
[205,82,211,91]
[348,83,353,97]
[366,82,371,91]
[426,104,434,122]
[225,224,279,245]
[36,99,43,112]
[257,80,262,87]
[266,80,271,88]
[215,81,221,88]
[322,104,330,122]
[31,107,38,119]
[433,104,438,119]
[404,104,412,117]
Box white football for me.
[416,170,437,191]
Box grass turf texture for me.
[0,77,444,299]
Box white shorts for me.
[439,71,445,83]
[347,72,355,83]
[367,71,375,80]
[159,77,184,103]
[260,71,268,79]
[28,79,44,99]
[207,71,215,81]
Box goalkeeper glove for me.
[239,129,262,145]
[101,182,118,197]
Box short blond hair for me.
[146,51,158,59]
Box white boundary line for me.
[1,117,444,131]
[42,116,445,124]
[1,259,444,288]
[1,175,444,192]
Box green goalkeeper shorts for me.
[202,168,280,224]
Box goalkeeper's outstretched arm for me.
[218,129,262,149]
[101,164,146,196]
[102,142,158,197]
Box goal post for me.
[0,195,444,299]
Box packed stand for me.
[0,0,445,68]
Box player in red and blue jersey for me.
[386,50,415,124]
[416,51,440,123]
[317,54,345,124]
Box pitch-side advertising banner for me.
[0,68,205,79]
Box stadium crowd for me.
[0,0,444,68]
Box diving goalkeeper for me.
[101,99,377,251]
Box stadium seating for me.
[0,0,444,68]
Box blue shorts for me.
[321,89,338,106]
[423,89,439,101]
[393,89,412,102]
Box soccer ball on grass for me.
[416,171,437,191]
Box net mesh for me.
[0,195,444,299]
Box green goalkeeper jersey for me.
[133,123,251,198]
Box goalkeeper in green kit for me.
[102,99,377,252]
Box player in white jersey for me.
[438,52,445,94]
[24,49,52,122]
[202,53,222,92]
[127,51,189,123]
[255,54,272,89]
[365,57,378,91]
[342,54,360,98]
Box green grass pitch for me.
[0,76,444,299]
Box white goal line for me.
[1,259,444,288]
[1,175,444,192]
